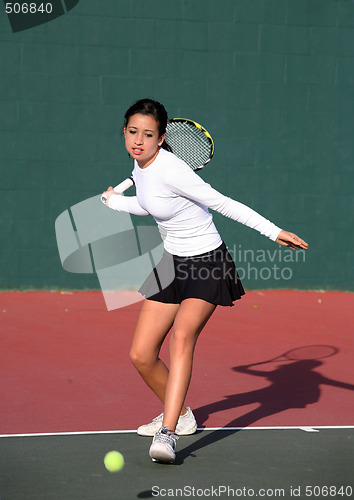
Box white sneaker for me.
[175,407,197,435]
[137,412,163,436]
[149,426,179,463]
[137,407,197,436]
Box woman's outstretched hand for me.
[275,230,308,250]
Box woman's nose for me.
[134,134,143,145]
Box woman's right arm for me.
[102,187,149,216]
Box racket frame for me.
[283,345,338,361]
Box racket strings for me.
[166,122,212,170]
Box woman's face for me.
[124,113,165,168]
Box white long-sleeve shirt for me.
[108,148,281,256]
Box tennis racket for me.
[246,345,338,366]
[101,118,214,203]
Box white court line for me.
[0,425,353,438]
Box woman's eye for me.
[146,134,153,138]
[129,130,136,135]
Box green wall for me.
[1,0,353,291]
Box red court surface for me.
[1,290,353,436]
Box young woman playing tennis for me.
[102,98,308,464]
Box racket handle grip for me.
[113,177,134,193]
[101,177,134,204]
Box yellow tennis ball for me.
[104,451,125,473]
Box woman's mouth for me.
[132,148,143,155]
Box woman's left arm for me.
[165,165,308,248]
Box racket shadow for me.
[177,346,354,465]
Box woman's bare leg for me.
[162,298,217,432]
[130,299,188,412]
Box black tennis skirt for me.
[139,242,245,307]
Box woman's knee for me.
[129,347,144,368]
[170,327,198,354]
[129,347,156,370]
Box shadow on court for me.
[179,346,354,464]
